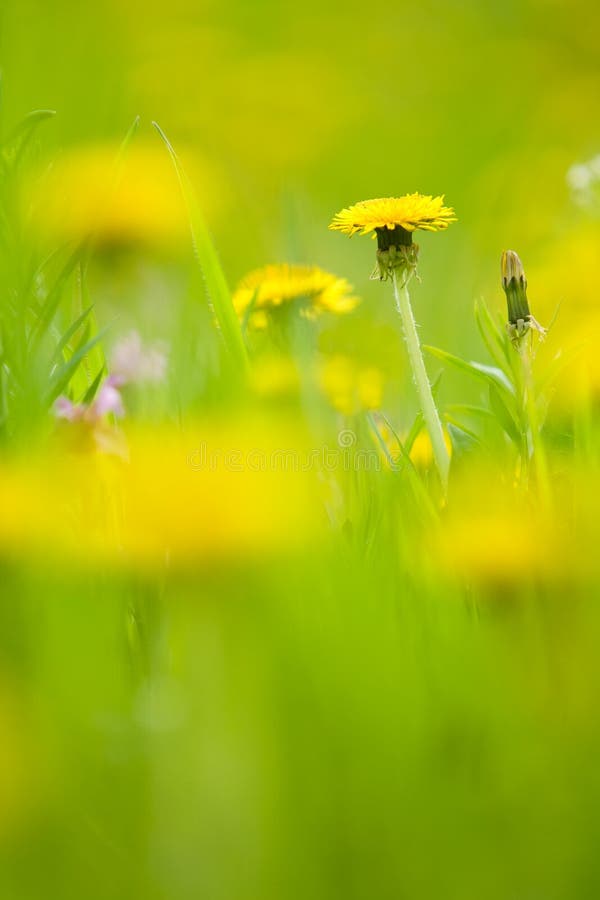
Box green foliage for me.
[153,122,249,376]
[0,2,599,895]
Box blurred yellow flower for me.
[319,354,383,415]
[524,227,600,408]
[26,142,227,252]
[374,418,452,470]
[409,429,452,470]
[329,194,456,237]
[549,313,600,409]
[0,421,325,571]
[430,467,600,589]
[233,264,358,330]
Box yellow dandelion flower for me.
[233,264,358,330]
[330,194,456,491]
[329,193,456,237]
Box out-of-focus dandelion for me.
[330,193,456,490]
[233,264,358,331]
[0,421,325,570]
[25,143,227,252]
[431,466,599,590]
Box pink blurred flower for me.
[54,396,84,422]
[93,377,125,418]
[110,331,168,385]
[53,331,166,457]
[54,375,125,425]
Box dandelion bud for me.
[501,250,530,324]
[501,250,546,344]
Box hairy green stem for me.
[392,269,450,491]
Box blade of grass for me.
[241,287,259,338]
[71,260,105,397]
[152,121,248,374]
[46,326,110,405]
[83,116,140,265]
[51,304,95,365]
[81,367,105,405]
[2,109,56,169]
[474,297,511,369]
[29,241,89,345]
[367,412,439,521]
[488,382,522,446]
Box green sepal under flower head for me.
[371,226,419,281]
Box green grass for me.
[1,3,600,895]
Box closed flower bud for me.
[501,250,546,344]
[501,250,531,325]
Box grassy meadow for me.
[1,1,600,897]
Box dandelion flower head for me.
[233,264,358,329]
[329,193,456,237]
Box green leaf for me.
[446,422,481,459]
[81,367,105,405]
[474,297,511,370]
[366,412,438,522]
[241,287,260,338]
[445,403,496,422]
[83,116,141,264]
[69,263,106,399]
[424,344,515,395]
[115,115,140,165]
[51,304,95,365]
[30,241,89,345]
[1,109,56,168]
[46,326,110,405]
[488,382,522,446]
[152,121,248,374]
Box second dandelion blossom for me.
[329,193,456,490]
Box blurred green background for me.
[1,2,600,899]
[2,0,599,340]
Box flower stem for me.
[392,269,450,491]
[518,340,552,510]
